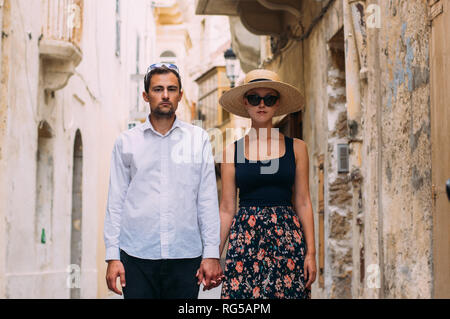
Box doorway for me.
[70,130,83,299]
[430,0,450,299]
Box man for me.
[104,63,223,299]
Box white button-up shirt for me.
[104,116,220,261]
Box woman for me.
[217,69,316,299]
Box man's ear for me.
[143,91,149,102]
[178,89,183,102]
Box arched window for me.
[159,50,177,64]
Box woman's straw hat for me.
[219,69,304,118]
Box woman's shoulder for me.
[291,138,308,161]
[292,137,306,147]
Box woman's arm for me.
[219,142,237,256]
[293,138,317,288]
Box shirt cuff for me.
[105,246,120,261]
[202,245,220,259]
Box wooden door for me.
[430,0,450,299]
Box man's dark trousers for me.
[120,249,202,299]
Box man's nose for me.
[162,89,169,99]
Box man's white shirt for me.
[104,116,220,261]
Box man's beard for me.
[152,104,175,118]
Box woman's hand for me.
[303,254,317,289]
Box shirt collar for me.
[141,114,183,136]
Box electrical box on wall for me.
[337,144,349,173]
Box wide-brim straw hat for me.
[219,69,304,118]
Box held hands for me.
[196,258,225,291]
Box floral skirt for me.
[221,205,311,299]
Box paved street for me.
[106,283,222,299]
[198,284,222,299]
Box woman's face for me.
[243,87,280,124]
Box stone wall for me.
[0,0,157,298]
[365,0,433,298]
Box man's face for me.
[143,72,183,118]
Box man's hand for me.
[106,260,126,295]
[196,258,224,291]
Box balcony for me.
[153,1,183,25]
[196,0,303,72]
[196,0,301,36]
[39,0,83,92]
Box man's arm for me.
[104,136,130,295]
[196,130,222,290]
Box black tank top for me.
[234,135,296,207]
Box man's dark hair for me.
[144,66,182,93]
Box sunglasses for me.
[146,63,179,75]
[245,94,279,107]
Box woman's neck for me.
[248,121,280,141]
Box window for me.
[115,0,121,57]
[70,130,83,299]
[135,33,141,111]
[160,50,176,64]
[136,34,141,73]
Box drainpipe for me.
[344,1,363,140]
[344,0,364,299]
[366,0,385,299]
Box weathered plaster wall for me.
[372,0,432,298]
[0,0,10,299]
[333,0,433,299]
[0,0,99,298]
[0,0,156,298]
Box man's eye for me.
[169,88,177,91]
[153,88,162,92]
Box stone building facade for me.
[0,0,158,298]
[196,0,450,298]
